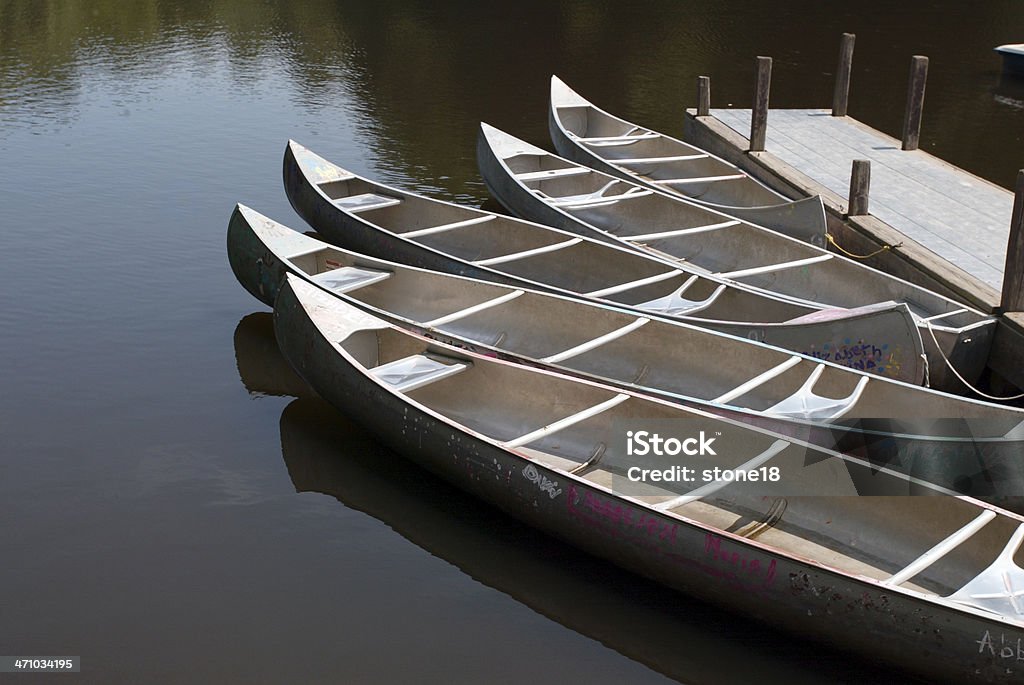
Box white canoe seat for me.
[881,510,997,588]
[614,154,710,164]
[635,280,727,317]
[333,193,402,213]
[369,354,469,393]
[652,174,746,185]
[713,356,804,404]
[585,270,680,298]
[501,394,630,449]
[424,290,525,327]
[764,364,870,421]
[653,439,790,510]
[472,238,582,266]
[310,266,391,294]
[917,308,969,324]
[542,318,650,364]
[626,220,741,242]
[717,254,833,280]
[947,522,1024,615]
[402,215,495,239]
[515,167,591,182]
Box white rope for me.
[924,319,1024,401]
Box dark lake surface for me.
[2,1,1022,682]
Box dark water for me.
[2,1,1020,682]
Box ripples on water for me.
[0,0,1017,681]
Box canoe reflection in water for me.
[232,312,925,685]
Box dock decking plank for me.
[711,108,1011,290]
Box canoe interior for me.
[245,211,1020,437]
[298,281,1024,611]
[500,141,985,329]
[553,102,783,208]
[298,140,987,391]
[311,165,818,324]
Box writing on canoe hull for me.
[522,463,562,499]
[800,340,901,376]
[978,630,1024,662]
[704,533,778,587]
[565,484,678,541]
[564,487,780,593]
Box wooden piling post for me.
[832,33,855,116]
[1001,170,1024,312]
[750,56,772,152]
[901,55,929,151]
[697,76,711,117]
[848,160,871,216]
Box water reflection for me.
[3,0,1023,190]
[5,1,1022,680]
[234,312,318,399]
[233,314,926,684]
[994,72,1024,111]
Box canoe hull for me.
[273,278,1024,685]
[997,45,1024,75]
[475,131,929,385]
[479,125,996,395]
[547,76,828,245]
[231,206,1024,500]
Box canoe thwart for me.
[948,523,1024,616]
[653,439,790,509]
[635,281,726,317]
[545,184,654,209]
[472,238,582,266]
[425,290,525,327]
[765,364,870,420]
[650,174,746,186]
[584,270,680,297]
[883,510,997,588]
[713,356,804,404]
[402,215,495,239]
[717,254,833,280]
[369,354,469,393]
[613,154,711,164]
[917,308,970,325]
[626,220,741,242]
[542,318,651,364]
[502,394,630,449]
[573,127,661,146]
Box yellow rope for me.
[825,232,903,260]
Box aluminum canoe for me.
[276,396,879,684]
[548,75,828,245]
[273,273,1024,684]
[996,44,1024,75]
[229,205,1024,499]
[281,140,927,384]
[477,123,997,396]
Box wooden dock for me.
[711,108,1010,291]
[683,109,1004,309]
[684,107,1024,391]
